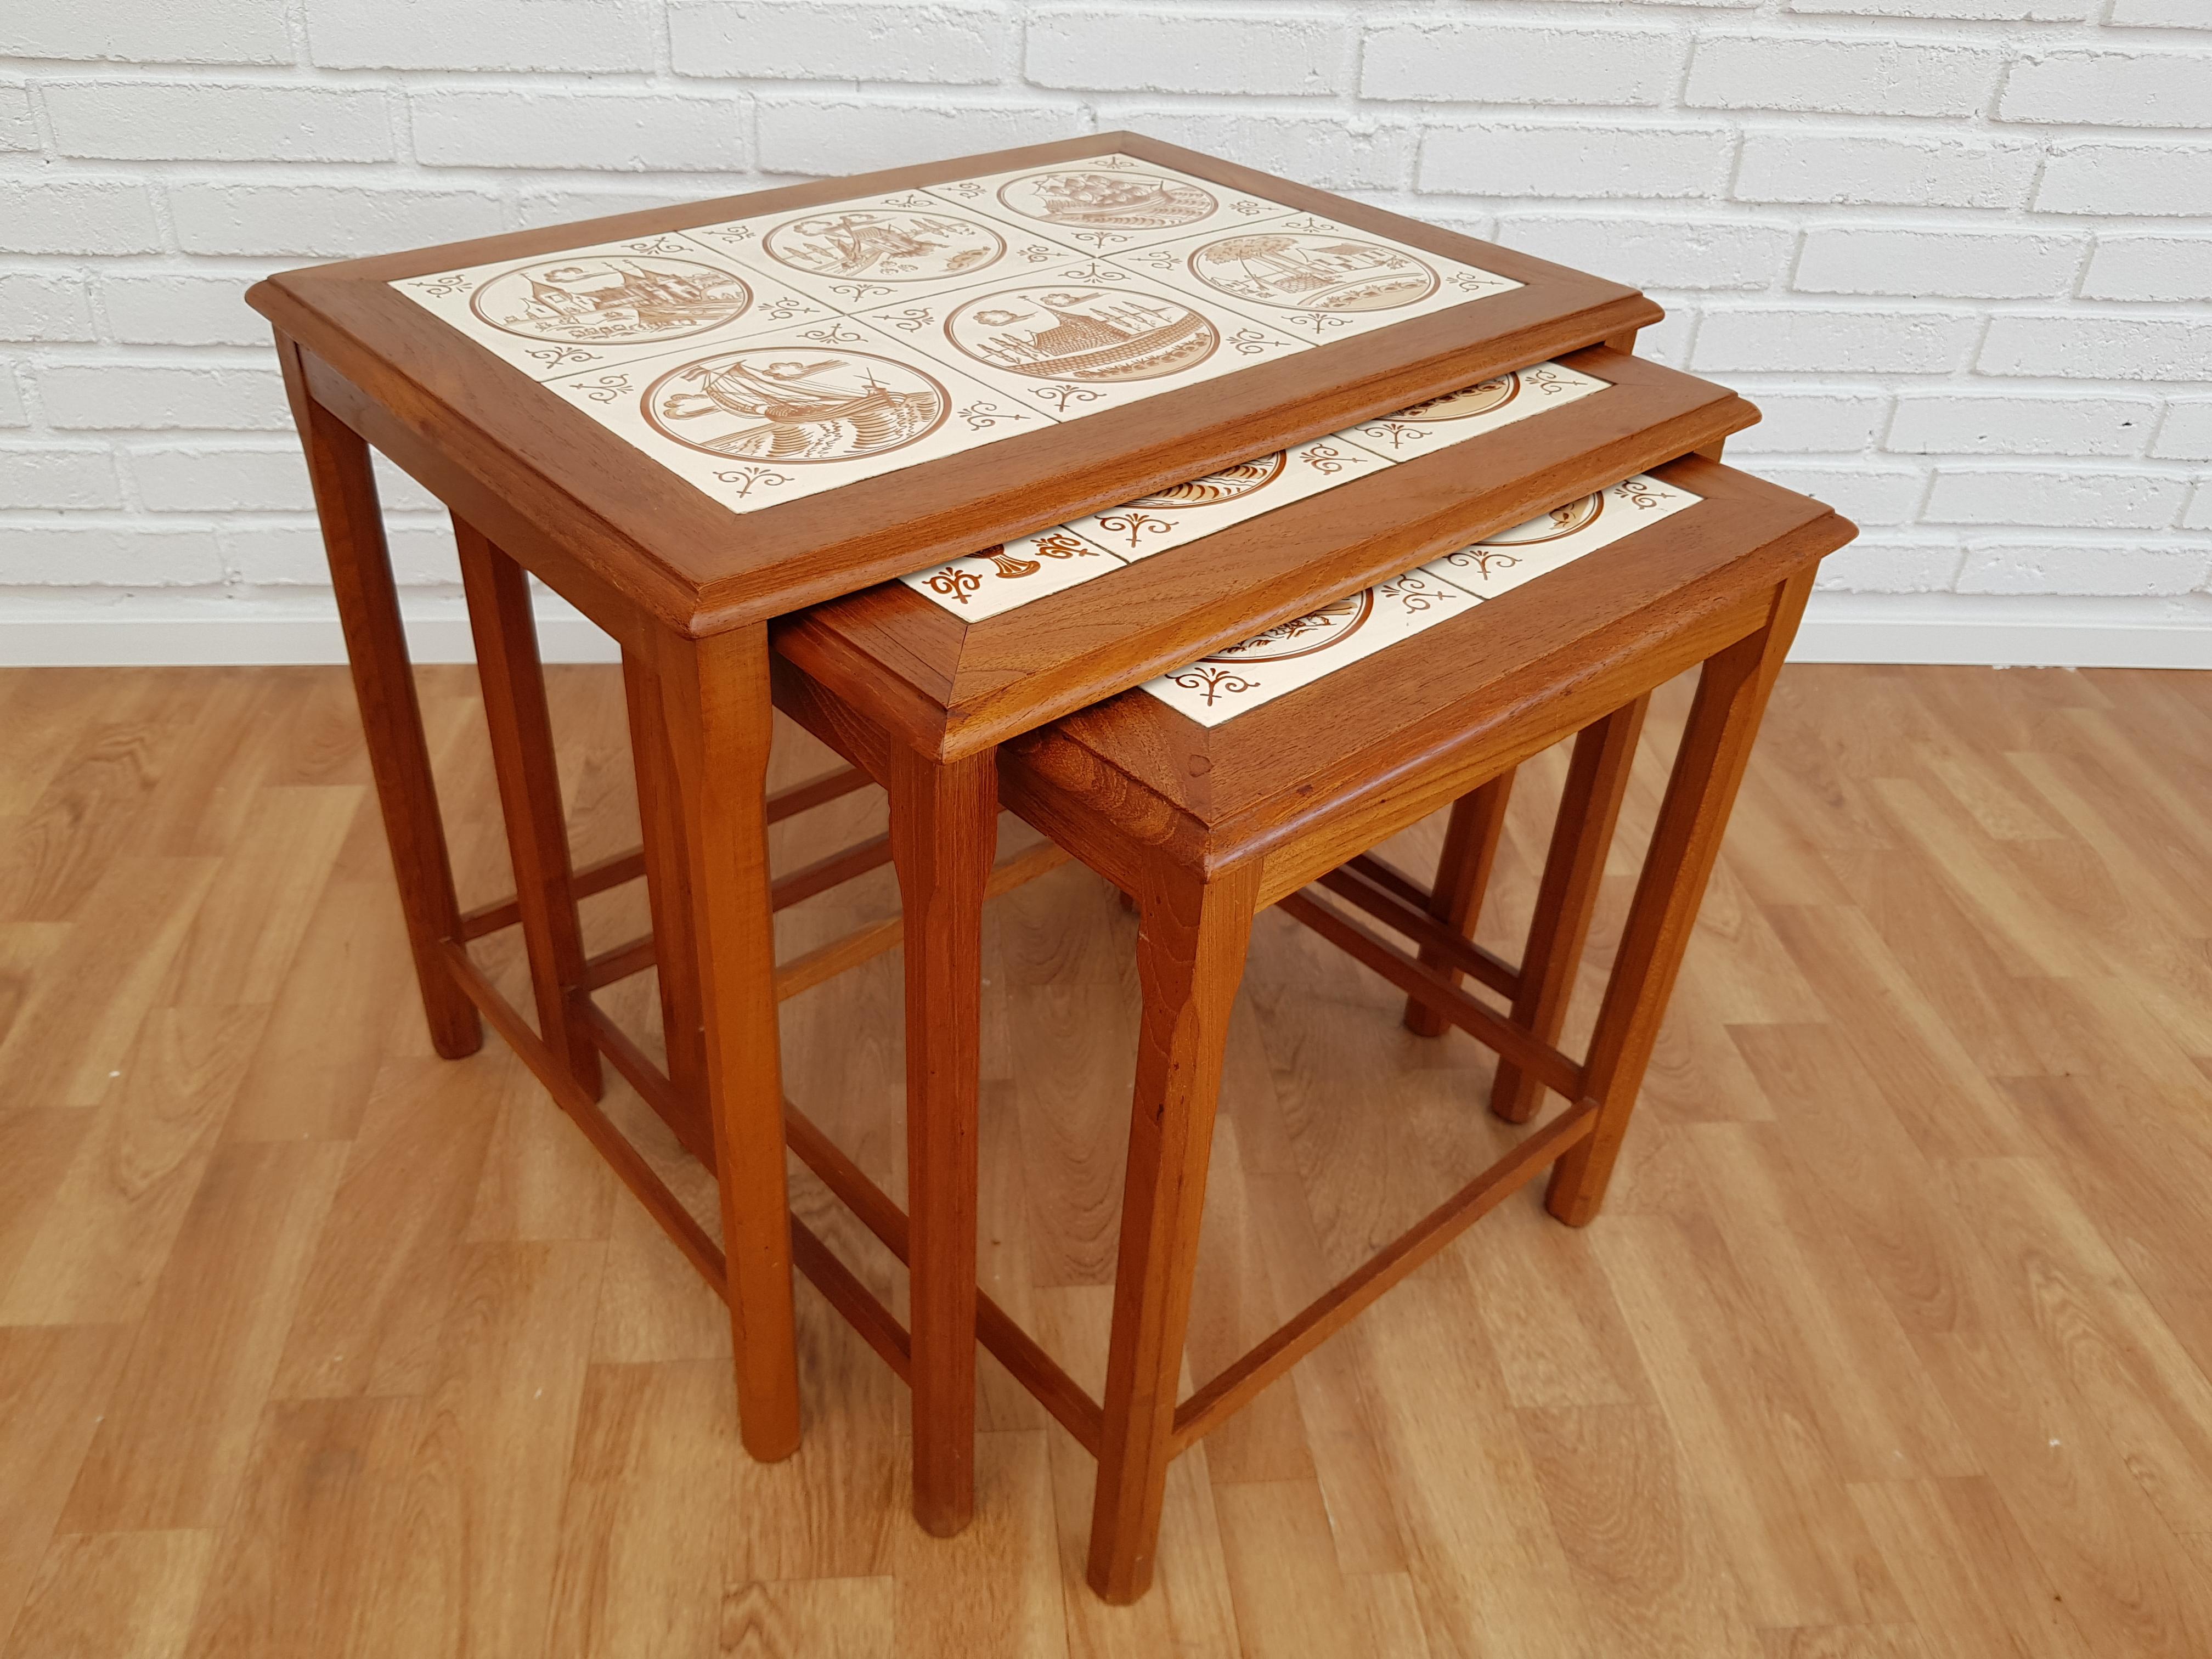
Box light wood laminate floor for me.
[3,660,2210,1659]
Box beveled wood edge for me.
[1000,458,1857,883]
[774,346,1759,761]
[247,131,1661,633]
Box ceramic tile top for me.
[1113,212,1521,343]
[847,264,1306,422]
[1337,360,1607,458]
[541,328,1041,515]
[390,234,843,382]
[387,154,1525,518]
[1066,435,1390,561]
[1140,473,1703,728]
[1418,472,1700,599]
[922,154,1303,252]
[680,190,1093,312]
[894,359,1612,618]
[901,528,1121,622]
[1141,571,1479,726]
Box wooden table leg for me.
[887,746,998,1538]
[456,519,602,1099]
[1089,861,1261,1605]
[648,626,802,1462]
[1491,697,1649,1125]
[1547,572,1812,1226]
[622,650,710,1127]
[1402,771,1514,1037]
[275,331,479,1059]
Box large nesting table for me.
[248,133,1667,1485]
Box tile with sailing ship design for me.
[388,234,844,382]
[922,152,1304,255]
[1111,213,1522,345]
[898,524,1124,621]
[1422,474,1702,600]
[1139,569,1477,728]
[674,191,1094,313]
[1065,435,1391,562]
[1336,360,1611,461]
[845,266,1307,424]
[539,325,1049,514]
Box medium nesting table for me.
[250,133,1665,1536]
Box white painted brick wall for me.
[0,0,2204,633]
[672,1,1012,85]
[1362,21,1681,106]
[2154,401,2212,462]
[0,84,38,149]
[2080,235,2211,303]
[409,88,751,171]
[2110,0,2210,26]
[2037,140,2212,215]
[1735,128,2045,208]
[1028,10,1353,97]
[1686,33,2006,119]
[1998,48,2212,127]
[1888,393,2159,455]
[1792,226,2085,300]
[44,80,396,162]
[314,0,663,74]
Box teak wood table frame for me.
[758,347,1756,1537]
[250,132,1666,1527]
[771,454,1854,1598]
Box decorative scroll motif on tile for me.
[894,358,1611,616]
[388,153,1522,517]
[1139,473,1703,727]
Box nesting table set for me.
[251,134,1854,1603]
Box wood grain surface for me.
[3,657,2211,1654]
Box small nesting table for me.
[250,136,1669,1514]
[772,452,1852,1598]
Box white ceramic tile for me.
[388,234,842,382]
[387,164,1559,532]
[1422,474,1702,599]
[1139,567,1476,728]
[1109,212,1521,345]
[676,191,1092,313]
[924,151,1302,254]
[539,325,1051,515]
[1067,435,1393,561]
[898,524,1124,620]
[847,264,1307,424]
[1336,360,1611,461]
